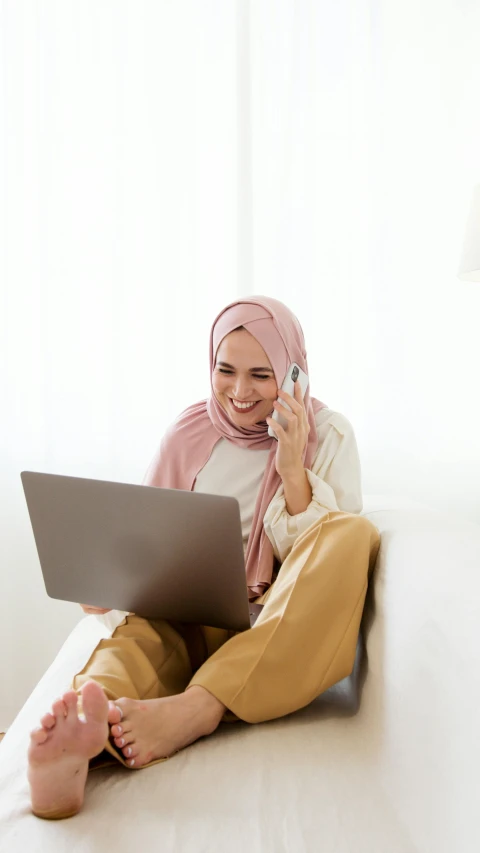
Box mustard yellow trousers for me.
[73,511,380,769]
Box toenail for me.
[115,705,123,721]
[116,726,123,735]
[125,747,132,756]
[118,738,125,746]
[128,759,135,767]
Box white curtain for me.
[1,0,479,729]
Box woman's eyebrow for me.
[217,361,274,373]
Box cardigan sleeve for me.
[262,410,363,564]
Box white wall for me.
[1,0,479,731]
[0,0,239,730]
[245,0,480,523]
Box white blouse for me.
[194,406,362,564]
[99,407,362,634]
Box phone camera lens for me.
[292,367,299,381]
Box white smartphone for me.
[268,362,309,440]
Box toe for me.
[30,726,49,745]
[51,699,67,720]
[81,681,108,723]
[110,720,132,738]
[122,744,138,759]
[114,730,134,749]
[40,712,56,730]
[131,750,155,768]
[107,701,123,725]
[63,690,79,715]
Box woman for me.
[27,295,381,820]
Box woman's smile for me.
[228,398,261,413]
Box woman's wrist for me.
[281,464,312,516]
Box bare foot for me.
[28,681,108,819]
[107,686,225,768]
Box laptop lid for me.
[21,471,251,632]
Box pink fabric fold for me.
[143,295,327,600]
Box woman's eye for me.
[218,369,269,380]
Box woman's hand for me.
[266,379,310,479]
[80,604,112,615]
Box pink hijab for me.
[143,296,327,600]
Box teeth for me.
[231,399,258,409]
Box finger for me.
[278,387,302,412]
[293,380,307,408]
[266,417,286,439]
[82,606,110,614]
[277,388,295,405]
[273,402,296,422]
[291,381,308,421]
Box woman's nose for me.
[232,380,253,399]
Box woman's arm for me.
[263,411,362,563]
[282,464,313,516]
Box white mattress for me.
[1,496,479,852]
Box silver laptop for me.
[21,471,258,632]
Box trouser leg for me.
[73,615,195,700]
[72,614,200,766]
[188,511,381,723]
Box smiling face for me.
[212,328,278,426]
